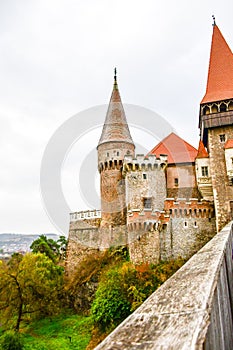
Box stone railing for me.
[197,176,212,184]
[95,222,233,349]
[70,210,101,222]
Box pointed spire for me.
[201,23,233,104]
[196,140,209,158]
[212,15,216,26]
[114,67,117,86]
[98,70,134,147]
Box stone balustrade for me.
[95,222,233,349]
[70,209,101,222]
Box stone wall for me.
[95,222,233,350]
[65,218,101,275]
[161,198,216,260]
[124,154,167,212]
[166,163,199,199]
[66,218,128,274]
[160,217,216,260]
[98,141,135,228]
[208,125,233,231]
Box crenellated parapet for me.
[123,154,167,174]
[164,198,215,218]
[127,208,169,232]
[98,159,123,173]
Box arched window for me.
[228,101,233,111]
[203,105,210,115]
[220,103,227,112]
[211,104,218,113]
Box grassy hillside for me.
[19,314,93,350]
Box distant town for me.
[0,233,59,259]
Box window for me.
[144,197,152,209]
[174,178,179,186]
[107,152,109,157]
[117,151,119,156]
[184,221,188,227]
[219,134,225,142]
[201,166,208,177]
[143,173,147,180]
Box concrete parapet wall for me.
[95,222,233,350]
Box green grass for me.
[20,313,93,350]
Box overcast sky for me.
[0,0,233,236]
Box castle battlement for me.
[70,209,101,222]
[164,198,214,218]
[123,153,167,172]
[127,209,169,232]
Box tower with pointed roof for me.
[199,20,233,230]
[97,69,135,228]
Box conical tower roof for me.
[98,69,134,147]
[201,22,233,104]
[196,140,209,158]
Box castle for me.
[66,21,233,272]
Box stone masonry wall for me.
[160,217,216,260]
[124,155,167,212]
[128,229,160,264]
[208,125,233,231]
[66,218,101,275]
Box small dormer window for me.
[219,134,225,142]
[174,178,179,186]
[201,166,208,177]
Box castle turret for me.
[199,19,233,230]
[97,69,135,227]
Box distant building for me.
[66,21,233,272]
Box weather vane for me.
[212,15,216,26]
[114,67,117,83]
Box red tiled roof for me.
[196,140,209,158]
[225,139,233,149]
[201,25,233,104]
[149,133,198,164]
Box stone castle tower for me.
[198,21,233,231]
[97,69,135,228]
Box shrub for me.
[91,267,131,330]
[1,331,24,350]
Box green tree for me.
[0,252,64,331]
[30,234,68,261]
[57,235,68,260]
